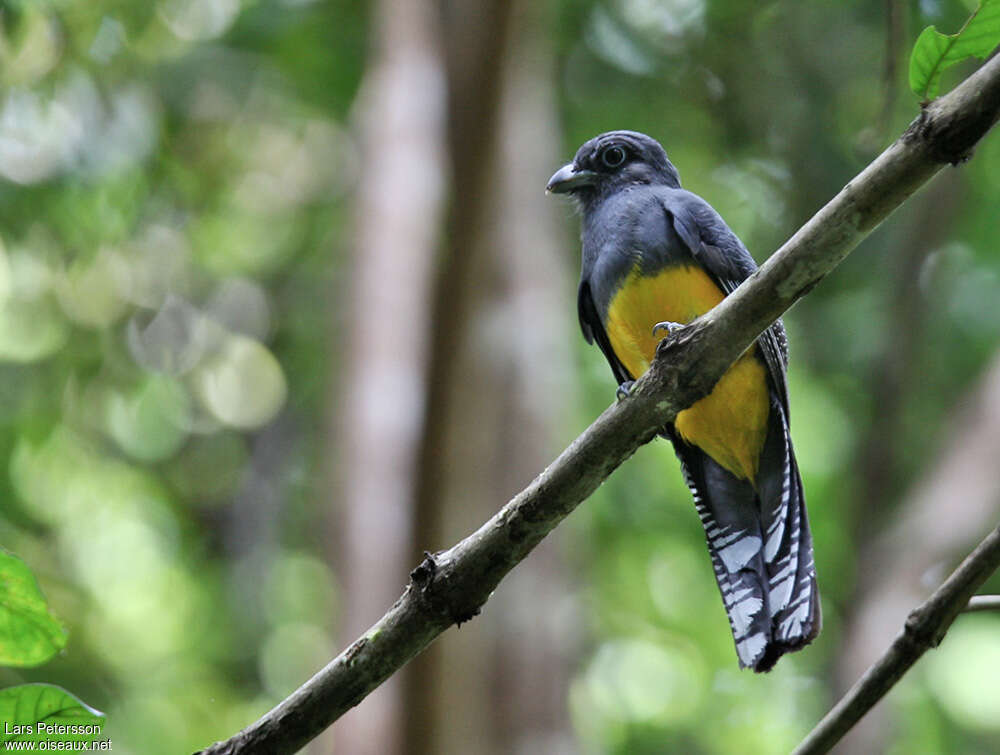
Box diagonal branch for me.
[792,524,1000,755]
[195,54,1000,755]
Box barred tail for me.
[675,398,820,672]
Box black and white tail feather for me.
[673,395,820,672]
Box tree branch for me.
[195,54,1000,755]
[792,524,1000,755]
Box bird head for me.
[546,130,681,202]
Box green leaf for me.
[0,551,67,667]
[909,0,1000,100]
[0,684,106,745]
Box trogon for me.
[547,131,820,672]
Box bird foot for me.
[652,320,682,340]
[616,380,636,401]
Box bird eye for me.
[601,146,627,168]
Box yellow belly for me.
[605,263,770,481]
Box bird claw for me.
[652,320,682,339]
[616,380,636,401]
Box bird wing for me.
[578,279,634,385]
[663,194,791,417]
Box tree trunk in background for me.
[489,14,580,752]
[406,1,579,753]
[330,0,446,752]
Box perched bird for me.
[547,131,819,672]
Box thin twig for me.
[792,525,1000,755]
[195,54,1000,755]
[964,594,1000,613]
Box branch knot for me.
[408,551,482,627]
[905,78,1000,166]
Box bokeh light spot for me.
[194,334,287,429]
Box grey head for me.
[546,130,681,206]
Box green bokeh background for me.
[1,1,999,753]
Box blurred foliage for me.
[0,0,358,751]
[0,0,998,754]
